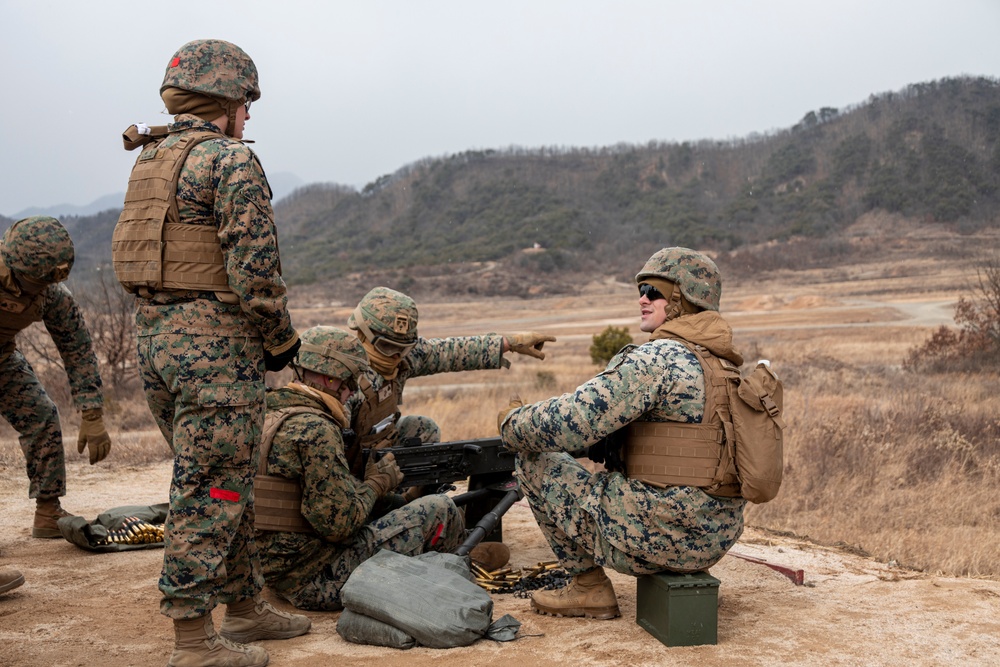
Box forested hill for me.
[6,76,999,301]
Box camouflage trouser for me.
[516,451,745,576]
[137,333,266,620]
[0,350,65,500]
[397,415,440,443]
[278,495,464,611]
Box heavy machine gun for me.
[370,436,518,545]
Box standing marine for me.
[1,216,112,539]
[499,247,746,620]
[114,39,307,667]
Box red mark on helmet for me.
[210,487,241,502]
[170,57,180,67]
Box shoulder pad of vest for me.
[122,124,169,151]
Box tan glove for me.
[77,408,111,465]
[497,396,524,434]
[364,452,404,498]
[505,332,556,360]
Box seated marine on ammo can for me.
[499,247,783,621]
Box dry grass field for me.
[2,220,999,665]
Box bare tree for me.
[76,267,138,393]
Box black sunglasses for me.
[244,97,252,113]
[638,283,666,301]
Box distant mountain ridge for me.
[5,172,305,220]
[6,76,998,303]
[10,193,128,220]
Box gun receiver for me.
[372,436,516,542]
[373,436,514,489]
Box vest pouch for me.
[254,474,314,533]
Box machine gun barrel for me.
[454,484,522,557]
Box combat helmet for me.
[1,216,74,286]
[294,326,368,386]
[347,287,419,355]
[635,247,722,311]
[160,39,260,103]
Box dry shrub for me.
[906,255,1000,371]
[107,428,173,466]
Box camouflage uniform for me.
[257,386,465,611]
[132,114,297,618]
[501,248,746,578]
[1,217,103,501]
[345,287,553,459]
[345,333,506,444]
[121,73,297,617]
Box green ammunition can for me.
[635,571,719,646]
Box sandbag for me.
[339,549,493,648]
[336,609,416,649]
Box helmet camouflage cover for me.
[295,326,368,382]
[1,216,74,285]
[160,39,261,102]
[635,247,722,311]
[347,287,419,343]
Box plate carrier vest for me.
[0,265,44,352]
[112,127,237,301]
[346,374,400,477]
[624,340,742,497]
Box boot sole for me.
[31,527,63,539]
[0,574,26,594]
[219,628,310,643]
[530,600,620,620]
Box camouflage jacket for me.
[131,116,294,350]
[255,387,380,586]
[345,333,505,416]
[0,281,103,411]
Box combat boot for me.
[32,498,73,538]
[220,598,311,643]
[469,542,511,573]
[167,615,268,667]
[0,567,25,595]
[531,566,620,620]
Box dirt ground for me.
[2,459,999,667]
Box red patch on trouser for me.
[210,488,241,502]
[429,523,444,546]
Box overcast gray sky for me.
[1,0,997,217]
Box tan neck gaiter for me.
[285,382,349,428]
[362,340,402,379]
